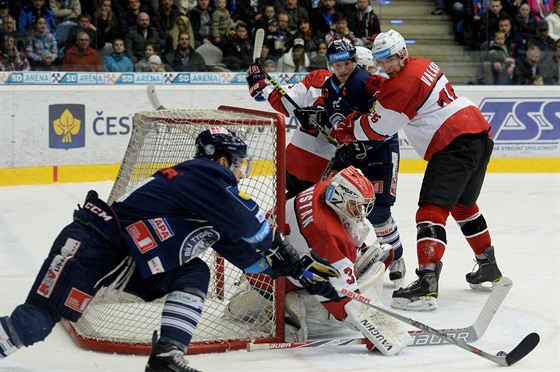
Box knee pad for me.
[416,204,449,266]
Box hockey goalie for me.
[224,166,412,355]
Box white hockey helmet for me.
[371,29,408,61]
[325,166,375,223]
[355,46,380,74]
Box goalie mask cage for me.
[61,106,286,355]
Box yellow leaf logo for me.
[53,109,81,143]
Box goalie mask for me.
[195,126,251,176]
[325,166,375,222]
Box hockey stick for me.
[335,277,539,367]
[147,83,165,110]
[252,28,339,146]
[247,275,512,351]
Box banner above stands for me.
[0,71,306,86]
[0,73,558,186]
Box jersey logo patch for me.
[148,218,174,242]
[148,256,165,275]
[64,288,93,313]
[180,227,220,264]
[226,185,257,211]
[37,238,80,298]
[126,221,158,253]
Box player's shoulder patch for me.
[226,185,258,211]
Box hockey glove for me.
[364,74,386,99]
[331,111,361,145]
[293,106,328,131]
[298,252,342,302]
[247,62,267,102]
[261,230,303,279]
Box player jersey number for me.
[437,82,458,107]
[343,267,356,285]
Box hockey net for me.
[62,106,286,355]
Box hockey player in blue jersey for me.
[0,127,340,372]
[295,38,407,287]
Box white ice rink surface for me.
[0,173,558,372]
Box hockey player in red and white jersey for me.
[245,47,380,199]
[225,166,412,354]
[332,29,504,311]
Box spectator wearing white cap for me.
[276,37,309,72]
[148,54,166,71]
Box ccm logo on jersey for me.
[84,202,113,221]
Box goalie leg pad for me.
[344,289,412,355]
[223,276,273,323]
[284,291,308,342]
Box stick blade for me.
[253,28,265,61]
[505,332,540,366]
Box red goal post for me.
[62,106,287,355]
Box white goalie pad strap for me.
[356,240,393,278]
[356,261,385,297]
[344,289,412,355]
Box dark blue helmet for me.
[326,38,356,63]
[195,126,247,164]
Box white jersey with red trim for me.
[352,58,491,160]
[284,180,357,319]
[261,70,337,183]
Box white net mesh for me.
[64,107,286,354]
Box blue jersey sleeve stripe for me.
[244,257,270,274]
[242,221,271,244]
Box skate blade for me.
[391,296,437,311]
[468,281,497,292]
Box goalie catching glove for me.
[246,62,267,102]
[293,106,329,131]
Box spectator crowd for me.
[0,0,557,84]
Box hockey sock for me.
[416,204,449,269]
[372,216,403,260]
[6,303,59,348]
[159,290,205,351]
[451,203,492,256]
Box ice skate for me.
[388,257,406,288]
[145,331,201,372]
[466,246,502,292]
[391,262,442,311]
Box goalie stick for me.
[248,275,512,351]
[333,277,539,367]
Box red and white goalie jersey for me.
[261,70,336,183]
[352,58,491,160]
[282,180,361,320]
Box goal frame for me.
[61,105,287,355]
